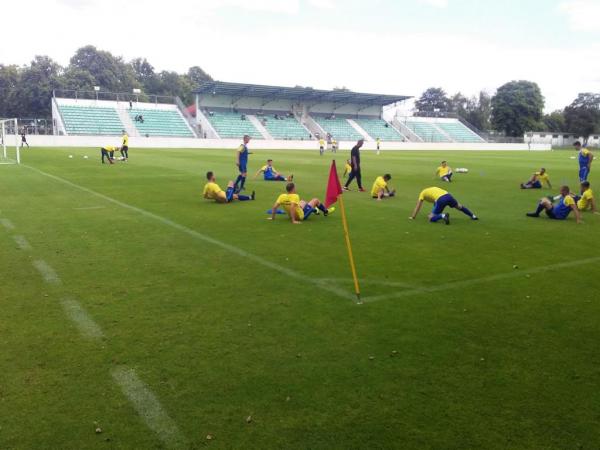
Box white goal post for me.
[0,118,20,164]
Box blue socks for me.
[237,194,250,201]
[317,204,328,213]
[460,206,475,218]
[535,203,545,215]
[240,176,247,190]
[234,175,243,191]
[226,187,234,202]
[430,213,445,223]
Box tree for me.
[187,66,212,85]
[491,80,544,137]
[415,87,450,116]
[564,93,600,141]
[542,110,566,132]
[0,64,20,117]
[70,45,139,92]
[61,67,96,91]
[18,56,63,117]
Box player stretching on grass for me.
[526,185,581,223]
[234,135,251,193]
[371,174,396,200]
[100,146,118,164]
[575,141,593,182]
[203,171,255,203]
[268,182,334,224]
[436,161,453,182]
[254,159,293,182]
[520,168,551,189]
[344,139,365,192]
[409,187,478,224]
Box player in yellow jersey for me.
[120,130,129,161]
[203,171,254,203]
[435,161,453,182]
[409,187,478,224]
[376,138,381,155]
[371,174,396,200]
[268,182,334,224]
[573,181,597,213]
[319,138,325,156]
[343,159,352,178]
[527,185,581,223]
[520,168,551,189]
[331,139,338,153]
[100,145,118,164]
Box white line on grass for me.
[32,259,61,285]
[362,256,600,303]
[60,297,105,340]
[13,235,32,250]
[73,206,106,210]
[1,218,15,231]
[23,165,354,301]
[318,277,418,289]
[111,367,186,449]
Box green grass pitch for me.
[1,146,600,449]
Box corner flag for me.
[325,160,361,303]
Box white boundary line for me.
[23,165,354,300]
[318,277,418,289]
[111,367,186,449]
[73,206,106,210]
[32,259,61,285]
[1,218,15,231]
[60,297,105,341]
[13,235,32,250]
[362,256,600,303]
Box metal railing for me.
[53,89,177,105]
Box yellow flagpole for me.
[337,194,361,304]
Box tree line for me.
[414,82,600,141]
[0,45,212,119]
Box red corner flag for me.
[325,160,343,208]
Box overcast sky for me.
[2,0,599,111]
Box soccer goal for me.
[0,118,20,164]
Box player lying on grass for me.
[526,185,581,223]
[268,182,334,224]
[203,171,255,203]
[409,187,478,224]
[435,161,453,182]
[573,181,597,213]
[575,141,593,182]
[371,174,396,200]
[100,146,118,164]
[254,159,293,182]
[520,168,551,189]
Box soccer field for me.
[1,146,600,449]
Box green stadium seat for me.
[314,117,363,141]
[261,115,310,140]
[353,118,404,141]
[403,119,451,143]
[58,105,124,135]
[435,121,485,143]
[129,108,194,137]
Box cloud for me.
[559,0,600,32]
[418,0,448,8]
[307,0,335,9]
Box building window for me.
[563,135,570,138]
[552,135,559,138]
[540,134,546,138]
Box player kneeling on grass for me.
[573,181,597,213]
[526,185,581,223]
[254,159,293,182]
[101,146,118,164]
[269,182,334,224]
[436,161,453,182]
[520,168,551,189]
[409,187,478,224]
[203,171,255,203]
[371,174,396,200]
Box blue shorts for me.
[532,180,542,188]
[546,207,567,220]
[432,193,458,214]
[303,204,315,220]
[265,175,285,181]
[579,166,590,182]
[239,164,247,174]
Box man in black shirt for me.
[344,139,365,191]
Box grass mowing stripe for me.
[1,217,15,230]
[363,255,600,303]
[60,297,105,340]
[13,235,32,250]
[111,367,186,449]
[32,259,61,285]
[23,164,355,301]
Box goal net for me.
[0,118,20,164]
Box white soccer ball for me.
[68,155,73,158]
[83,155,88,159]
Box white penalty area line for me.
[111,367,186,449]
[361,255,600,303]
[23,164,355,301]
[13,235,32,250]
[60,297,105,341]
[32,259,61,285]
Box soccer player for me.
[436,161,454,183]
[575,141,593,182]
[319,137,325,156]
[520,168,551,189]
[574,181,597,213]
[20,129,29,148]
[120,130,129,161]
[100,145,118,164]
[526,185,581,223]
[343,159,352,178]
[344,139,365,192]
[203,171,254,203]
[376,137,381,155]
[371,174,396,200]
[268,182,334,224]
[254,159,293,182]
[409,187,478,224]
[234,135,251,193]
[331,138,338,153]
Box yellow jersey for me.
[371,176,387,197]
[276,193,303,220]
[419,187,448,203]
[376,138,381,144]
[203,182,224,200]
[578,189,594,210]
[122,134,129,146]
[535,172,550,185]
[319,139,325,147]
[104,146,117,151]
[436,166,451,177]
[344,163,352,173]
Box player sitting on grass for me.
[409,187,478,224]
[254,159,293,182]
[526,185,581,223]
[100,146,118,164]
[203,171,255,203]
[436,161,453,182]
[520,168,551,189]
[573,181,597,213]
[268,182,334,224]
[371,174,396,200]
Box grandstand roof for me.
[195,81,411,106]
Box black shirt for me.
[350,145,361,167]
